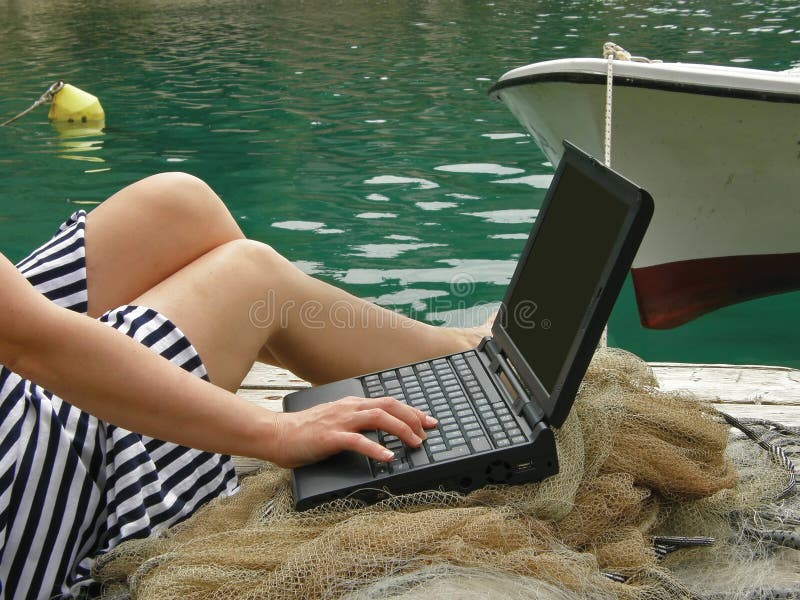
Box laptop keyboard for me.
[362,353,527,476]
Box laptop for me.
[283,141,654,510]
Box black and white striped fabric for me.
[0,211,238,598]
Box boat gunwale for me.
[488,71,800,104]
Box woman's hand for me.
[269,396,437,468]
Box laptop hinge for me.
[481,338,546,427]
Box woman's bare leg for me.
[84,172,245,317]
[84,172,284,367]
[84,173,485,386]
[133,239,485,391]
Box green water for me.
[1,0,799,367]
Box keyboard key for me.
[470,437,491,453]
[366,354,529,473]
[432,445,471,462]
[391,460,411,473]
[407,445,430,467]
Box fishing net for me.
[93,348,799,599]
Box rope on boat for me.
[602,44,616,168]
[0,81,64,127]
[601,43,663,168]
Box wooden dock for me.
[232,361,800,474]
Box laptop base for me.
[286,393,558,510]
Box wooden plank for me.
[240,363,309,390]
[241,362,800,402]
[651,363,800,405]
[230,404,800,475]
[710,403,800,426]
[230,388,800,475]
[243,362,800,406]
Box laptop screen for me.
[502,161,630,394]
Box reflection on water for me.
[342,259,518,286]
[1,0,799,366]
[464,209,539,224]
[364,175,440,189]
[434,163,525,175]
[351,243,446,260]
[416,201,458,211]
[51,121,106,163]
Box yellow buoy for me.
[48,83,105,124]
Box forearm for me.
[13,300,281,461]
[0,253,433,469]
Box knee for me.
[134,172,239,237]
[218,239,299,278]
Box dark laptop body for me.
[283,141,654,510]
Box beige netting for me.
[94,348,800,599]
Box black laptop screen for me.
[503,162,629,393]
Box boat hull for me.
[491,59,800,328]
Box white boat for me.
[490,57,800,329]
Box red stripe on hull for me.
[632,253,800,329]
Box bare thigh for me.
[130,239,298,392]
[84,172,244,318]
[132,239,475,391]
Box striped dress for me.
[0,211,239,598]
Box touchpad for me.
[293,450,372,499]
